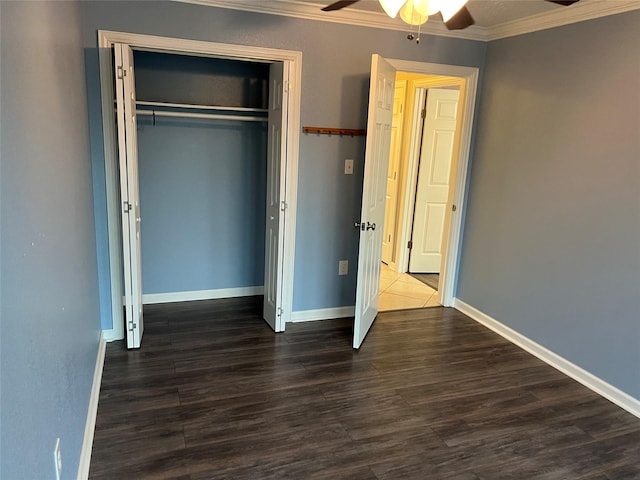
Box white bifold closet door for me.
[263,62,287,332]
[353,55,396,349]
[114,43,144,349]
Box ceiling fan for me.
[322,0,580,31]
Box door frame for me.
[387,60,478,307]
[98,31,302,339]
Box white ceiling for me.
[463,0,564,27]
[180,0,640,40]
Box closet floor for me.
[89,297,640,479]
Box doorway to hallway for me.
[379,74,462,312]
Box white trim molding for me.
[176,0,640,42]
[486,0,640,41]
[290,306,355,323]
[176,0,487,40]
[102,328,122,342]
[454,298,640,419]
[77,333,107,480]
[142,286,264,305]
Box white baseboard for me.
[142,286,264,305]
[102,328,122,342]
[453,298,640,419]
[290,306,355,323]
[77,333,107,479]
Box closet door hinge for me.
[407,240,413,249]
[452,204,457,212]
[128,321,137,332]
[285,81,291,93]
[421,108,426,119]
[117,65,126,79]
[280,201,288,212]
[123,201,133,213]
[277,307,284,317]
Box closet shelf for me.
[137,110,267,123]
[136,100,268,114]
[115,100,268,122]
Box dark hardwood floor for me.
[90,297,640,479]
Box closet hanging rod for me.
[136,110,267,122]
[136,100,268,114]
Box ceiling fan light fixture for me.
[439,0,469,22]
[412,0,441,17]
[378,0,407,18]
[399,1,429,25]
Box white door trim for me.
[98,30,301,337]
[387,60,479,307]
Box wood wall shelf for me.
[302,126,366,136]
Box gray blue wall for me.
[457,11,640,398]
[1,1,101,478]
[134,52,268,294]
[81,1,486,328]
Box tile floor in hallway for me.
[379,262,440,311]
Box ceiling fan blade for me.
[545,0,580,5]
[444,6,475,30]
[322,0,360,12]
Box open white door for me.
[409,88,460,273]
[263,62,288,332]
[353,55,396,349]
[114,44,144,349]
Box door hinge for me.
[277,307,284,317]
[421,108,426,119]
[117,66,126,79]
[284,81,291,93]
[280,201,288,212]
[128,321,137,332]
[123,201,133,213]
[452,204,457,212]
[407,240,413,249]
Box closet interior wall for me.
[132,51,270,298]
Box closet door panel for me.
[115,43,144,349]
[263,62,287,332]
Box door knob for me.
[355,221,376,231]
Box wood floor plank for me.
[89,297,640,479]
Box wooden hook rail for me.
[303,126,366,137]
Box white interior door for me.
[263,62,287,332]
[353,55,396,349]
[382,80,406,265]
[409,88,460,273]
[114,44,144,348]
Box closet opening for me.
[99,33,302,347]
[138,51,269,338]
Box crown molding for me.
[176,0,640,42]
[175,0,488,41]
[486,0,640,41]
